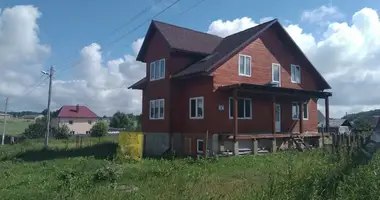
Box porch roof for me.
[218,83,332,99]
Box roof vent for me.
[76,104,79,112]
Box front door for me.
[275,104,281,132]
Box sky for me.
[0,0,380,118]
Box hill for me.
[342,109,380,121]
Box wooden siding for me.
[212,27,318,90]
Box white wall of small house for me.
[52,117,98,134]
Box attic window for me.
[291,64,301,83]
[150,59,165,81]
[238,54,251,77]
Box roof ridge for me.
[152,20,222,39]
[222,19,278,40]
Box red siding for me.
[212,27,318,90]
[141,30,171,133]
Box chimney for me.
[76,104,79,112]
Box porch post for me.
[299,101,303,134]
[271,96,276,153]
[271,96,276,134]
[323,96,330,147]
[233,89,239,156]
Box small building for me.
[51,105,98,135]
[0,112,11,119]
[318,119,352,135]
[129,19,332,157]
[21,114,44,120]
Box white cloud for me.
[0,5,50,103]
[207,17,258,37]
[301,4,344,25]
[206,8,380,118]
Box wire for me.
[54,0,165,72]
[10,76,49,104]
[54,0,181,79]
[178,0,207,16]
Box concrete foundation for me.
[144,132,169,157]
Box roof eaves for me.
[205,19,278,74]
[274,23,331,90]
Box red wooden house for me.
[129,19,332,156]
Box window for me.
[150,59,165,81]
[272,63,281,86]
[197,139,204,153]
[238,54,251,76]
[303,102,308,120]
[292,102,308,120]
[189,97,204,119]
[149,99,165,119]
[229,97,252,119]
[69,120,73,125]
[88,120,92,124]
[291,64,301,83]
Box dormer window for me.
[238,54,251,77]
[150,58,165,81]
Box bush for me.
[93,163,122,183]
[90,121,108,138]
[54,124,71,139]
[22,117,46,139]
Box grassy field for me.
[0,138,379,200]
[0,118,32,136]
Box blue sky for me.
[1,0,379,75]
[1,0,380,117]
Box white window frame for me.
[303,102,309,120]
[149,58,165,81]
[189,97,204,119]
[272,63,281,86]
[196,139,204,153]
[292,101,308,120]
[149,99,165,120]
[291,64,301,84]
[229,97,252,119]
[238,54,251,77]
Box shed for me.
[318,119,352,135]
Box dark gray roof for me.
[317,110,325,123]
[318,119,352,128]
[172,20,276,78]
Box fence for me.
[329,132,369,153]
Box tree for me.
[23,117,46,139]
[90,121,108,138]
[110,111,135,130]
[353,118,372,133]
[54,124,71,139]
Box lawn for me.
[0,118,32,136]
[0,138,379,200]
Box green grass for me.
[0,118,33,136]
[0,139,379,200]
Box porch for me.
[217,83,332,155]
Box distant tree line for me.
[108,111,141,132]
[8,111,41,118]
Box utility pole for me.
[2,97,8,146]
[42,66,54,148]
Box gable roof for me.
[131,19,331,90]
[173,19,276,78]
[57,105,97,118]
[317,110,325,123]
[136,20,223,62]
[318,119,352,128]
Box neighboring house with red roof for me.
[51,105,98,135]
[129,19,332,157]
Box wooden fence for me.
[330,133,368,153]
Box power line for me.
[178,0,207,16]
[54,0,182,79]
[54,0,165,73]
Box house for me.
[318,119,352,135]
[51,105,98,135]
[129,19,332,157]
